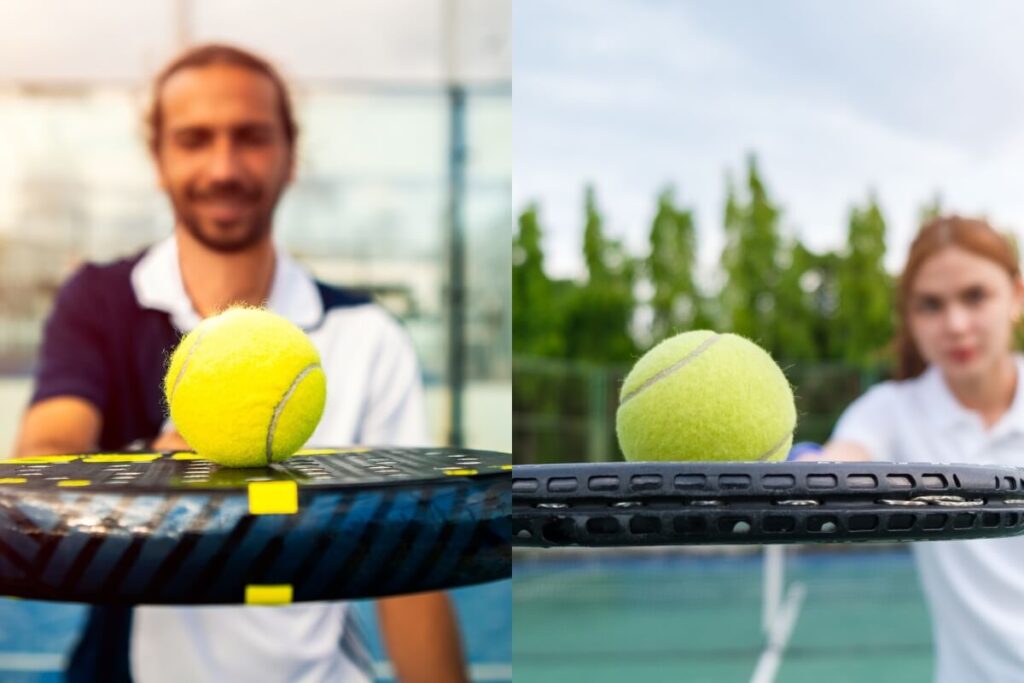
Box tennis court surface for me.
[514,548,931,683]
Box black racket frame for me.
[513,462,1024,547]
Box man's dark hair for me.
[146,43,298,155]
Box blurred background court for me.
[513,1,1024,681]
[0,0,510,680]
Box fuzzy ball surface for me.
[164,307,327,467]
[615,330,796,462]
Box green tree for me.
[583,185,610,284]
[512,204,565,357]
[835,196,893,366]
[918,193,943,225]
[774,239,823,361]
[564,187,636,362]
[720,155,784,354]
[645,187,710,343]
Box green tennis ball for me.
[164,307,327,467]
[615,330,796,462]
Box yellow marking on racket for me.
[57,480,92,487]
[296,448,370,456]
[444,469,478,476]
[0,456,80,465]
[245,584,293,605]
[170,452,204,461]
[83,454,161,463]
[0,478,26,485]
[500,465,512,471]
[248,480,298,515]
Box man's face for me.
[154,64,293,253]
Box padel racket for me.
[0,447,509,604]
[513,461,1024,547]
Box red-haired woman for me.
[824,216,1024,682]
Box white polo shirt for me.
[129,235,428,683]
[833,357,1024,683]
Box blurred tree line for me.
[513,155,913,462]
[514,155,895,367]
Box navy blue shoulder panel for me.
[315,280,373,312]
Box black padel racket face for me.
[513,462,1024,547]
[0,447,510,605]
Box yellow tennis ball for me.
[164,307,327,467]
[615,330,796,462]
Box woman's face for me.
[909,246,1024,383]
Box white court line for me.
[749,581,807,683]
[762,545,785,635]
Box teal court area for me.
[0,580,511,683]
[514,548,931,683]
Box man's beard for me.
[170,180,282,254]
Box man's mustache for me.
[188,182,261,202]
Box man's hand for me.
[377,591,468,683]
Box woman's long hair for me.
[895,216,1020,379]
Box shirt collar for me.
[130,234,323,333]
[918,356,1024,436]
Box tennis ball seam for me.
[758,433,792,461]
[620,332,722,405]
[168,326,211,405]
[266,362,322,465]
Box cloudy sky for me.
[515,0,1024,279]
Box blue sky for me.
[515,0,1024,279]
